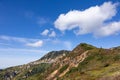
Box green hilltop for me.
[0,43,120,80]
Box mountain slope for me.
[0,43,120,80]
[0,50,70,80]
[59,47,120,80]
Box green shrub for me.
[0,74,4,80]
[67,67,78,74]
[59,64,69,73]
[25,63,51,77]
[80,43,95,50]
[114,54,120,61]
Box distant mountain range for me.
[0,43,120,80]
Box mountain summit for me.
[0,43,120,80]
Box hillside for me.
[0,43,120,80]
[0,50,70,80]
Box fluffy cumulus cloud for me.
[41,29,49,36]
[26,40,43,47]
[49,31,56,37]
[95,22,120,37]
[41,29,56,37]
[54,2,120,37]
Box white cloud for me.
[26,40,43,47]
[0,48,47,53]
[0,35,38,43]
[0,35,11,40]
[0,35,44,48]
[0,43,10,46]
[95,22,120,37]
[54,2,120,37]
[49,31,56,37]
[41,29,56,37]
[41,29,49,36]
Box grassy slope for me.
[58,48,120,80]
[1,43,120,80]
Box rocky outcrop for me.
[4,70,18,80]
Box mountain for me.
[29,50,70,65]
[0,50,70,80]
[39,50,70,63]
[0,43,120,80]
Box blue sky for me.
[0,0,120,68]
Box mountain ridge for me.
[0,43,120,80]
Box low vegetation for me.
[1,43,120,80]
